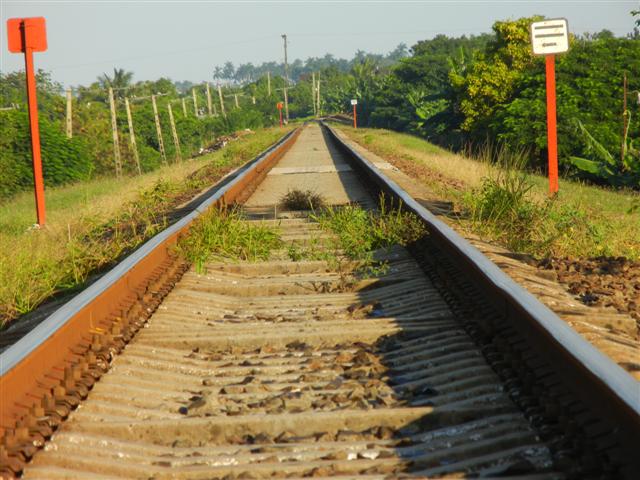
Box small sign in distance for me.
[530,18,569,55]
[351,99,358,105]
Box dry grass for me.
[1,159,213,237]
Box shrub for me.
[0,110,92,198]
[279,189,326,210]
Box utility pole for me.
[206,82,213,116]
[151,95,167,164]
[65,88,73,138]
[167,103,182,162]
[267,71,271,96]
[108,87,122,178]
[124,97,141,175]
[281,34,289,122]
[217,84,226,117]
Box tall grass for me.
[464,146,611,257]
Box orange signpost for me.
[7,17,48,225]
[530,18,569,196]
[277,102,284,127]
[545,55,559,195]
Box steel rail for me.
[0,127,301,436]
[321,122,640,453]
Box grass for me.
[337,126,640,260]
[313,198,425,261]
[284,195,426,274]
[0,126,292,327]
[175,207,282,272]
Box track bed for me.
[3,124,637,479]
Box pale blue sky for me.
[1,0,638,88]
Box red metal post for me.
[353,104,357,129]
[24,45,46,225]
[545,54,559,196]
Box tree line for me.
[1,14,638,199]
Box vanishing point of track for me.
[1,123,639,478]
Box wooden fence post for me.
[284,86,289,122]
[206,82,213,116]
[182,97,187,117]
[124,97,141,175]
[218,84,226,117]
[317,75,321,116]
[108,87,122,177]
[65,88,73,138]
[192,88,198,116]
[151,94,167,163]
[234,94,240,109]
[311,73,316,116]
[167,103,182,161]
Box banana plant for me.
[569,118,639,187]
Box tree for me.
[222,62,236,83]
[99,68,134,91]
[450,17,542,134]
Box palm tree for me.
[99,68,134,96]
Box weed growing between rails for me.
[282,193,426,275]
[175,207,282,272]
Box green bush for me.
[0,110,92,198]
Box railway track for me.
[1,123,639,478]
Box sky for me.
[1,0,638,88]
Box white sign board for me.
[350,99,358,105]
[530,18,569,55]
